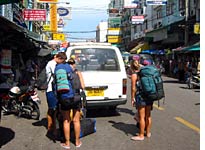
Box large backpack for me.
[139,65,165,102]
[54,64,72,93]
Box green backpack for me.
[139,65,165,102]
[55,68,71,93]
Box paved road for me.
[0,76,200,150]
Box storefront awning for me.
[130,42,150,54]
[173,42,200,53]
[182,42,200,52]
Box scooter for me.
[187,73,200,89]
[0,84,40,120]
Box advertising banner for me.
[124,0,138,8]
[43,25,51,31]
[37,0,58,3]
[23,9,46,21]
[57,7,72,20]
[53,33,65,41]
[50,4,57,32]
[108,28,121,35]
[146,0,167,5]
[107,36,122,43]
[0,49,12,74]
[131,15,144,24]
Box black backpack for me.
[36,68,52,91]
[139,65,165,105]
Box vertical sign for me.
[50,4,57,33]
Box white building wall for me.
[97,21,108,42]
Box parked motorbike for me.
[186,73,200,89]
[0,85,40,120]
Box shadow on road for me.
[163,80,179,84]
[32,118,47,129]
[0,126,15,148]
[108,120,138,136]
[116,107,135,116]
[86,109,120,118]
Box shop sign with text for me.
[23,9,46,21]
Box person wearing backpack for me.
[45,52,66,139]
[54,54,82,149]
[130,59,153,141]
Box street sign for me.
[53,33,65,41]
[43,25,51,31]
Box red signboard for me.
[131,15,144,24]
[23,9,46,21]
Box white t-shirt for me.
[46,59,57,92]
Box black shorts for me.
[59,95,81,111]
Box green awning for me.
[182,42,200,51]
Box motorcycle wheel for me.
[27,100,40,120]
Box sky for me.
[59,0,110,41]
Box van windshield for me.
[70,48,120,71]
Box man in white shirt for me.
[45,52,67,138]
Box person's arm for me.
[77,71,85,90]
[131,73,137,107]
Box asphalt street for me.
[0,76,200,150]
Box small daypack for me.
[36,68,51,90]
[54,64,72,93]
[139,65,165,103]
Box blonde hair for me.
[130,60,140,71]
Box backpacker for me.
[139,65,165,102]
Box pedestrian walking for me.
[130,59,153,141]
[45,52,65,139]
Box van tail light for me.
[122,78,127,95]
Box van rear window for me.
[70,48,120,71]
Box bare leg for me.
[47,109,56,133]
[62,110,71,146]
[145,105,152,137]
[138,106,146,137]
[131,106,145,141]
[73,109,81,146]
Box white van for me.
[66,42,127,110]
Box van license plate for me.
[86,89,104,97]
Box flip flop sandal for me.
[76,141,82,148]
[131,136,144,141]
[60,143,70,149]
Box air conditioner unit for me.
[158,21,162,28]
[134,33,139,39]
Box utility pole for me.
[184,0,189,46]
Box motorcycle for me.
[0,84,40,120]
[186,73,200,89]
